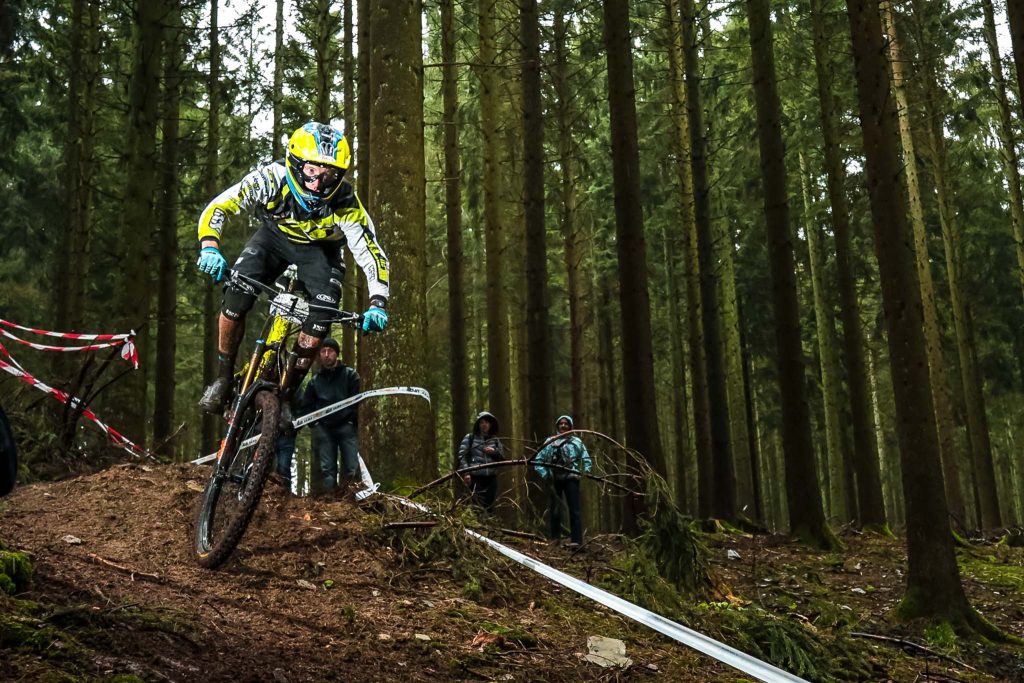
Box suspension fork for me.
[216,315,277,470]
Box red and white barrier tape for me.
[0,321,149,459]
[0,319,138,369]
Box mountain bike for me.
[193,268,362,569]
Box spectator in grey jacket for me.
[456,411,504,510]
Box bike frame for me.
[212,269,361,468]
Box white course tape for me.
[362,469,807,682]
[191,386,431,465]
[353,453,380,501]
[465,530,807,682]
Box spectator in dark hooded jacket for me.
[456,411,504,510]
[296,337,361,493]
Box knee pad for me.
[293,337,320,370]
[222,283,257,321]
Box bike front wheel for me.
[194,390,280,568]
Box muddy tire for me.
[194,391,279,569]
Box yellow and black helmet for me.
[285,122,351,210]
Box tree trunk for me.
[153,1,182,451]
[663,0,697,512]
[881,1,973,529]
[119,0,167,443]
[603,0,667,532]
[357,0,370,199]
[911,0,998,531]
[521,0,551,444]
[981,0,1024,307]
[717,219,755,517]
[739,302,763,520]
[799,152,848,523]
[680,0,729,520]
[57,0,98,333]
[272,0,284,157]
[746,0,832,547]
[365,0,437,486]
[1009,0,1024,124]
[201,0,222,454]
[342,0,357,365]
[479,0,513,437]
[355,0,370,381]
[808,0,885,529]
[663,226,692,510]
[846,0,982,627]
[441,0,469,457]
[315,0,334,121]
[553,7,588,433]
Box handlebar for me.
[225,269,364,328]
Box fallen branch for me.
[494,527,546,542]
[408,459,641,499]
[849,632,977,672]
[86,552,161,581]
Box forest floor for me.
[1,462,1022,682]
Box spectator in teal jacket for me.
[533,415,591,546]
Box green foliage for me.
[924,621,958,653]
[598,539,686,616]
[709,605,837,680]
[637,475,715,595]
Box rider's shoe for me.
[199,377,232,414]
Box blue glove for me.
[196,246,227,283]
[362,305,388,332]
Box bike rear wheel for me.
[194,390,280,568]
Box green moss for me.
[897,585,1021,644]
[959,552,1024,592]
[461,577,482,602]
[0,611,83,658]
[0,548,34,594]
[924,622,958,653]
[862,523,895,539]
[791,523,844,551]
[809,598,859,630]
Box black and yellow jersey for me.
[197,161,389,302]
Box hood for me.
[555,415,574,430]
[474,411,499,435]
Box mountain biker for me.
[195,121,389,422]
[532,415,591,546]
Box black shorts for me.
[222,225,344,337]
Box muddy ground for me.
[1,463,1022,682]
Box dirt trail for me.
[4,464,1023,681]
[1,464,731,682]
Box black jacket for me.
[457,412,504,477]
[298,363,360,428]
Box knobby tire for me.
[194,391,280,568]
